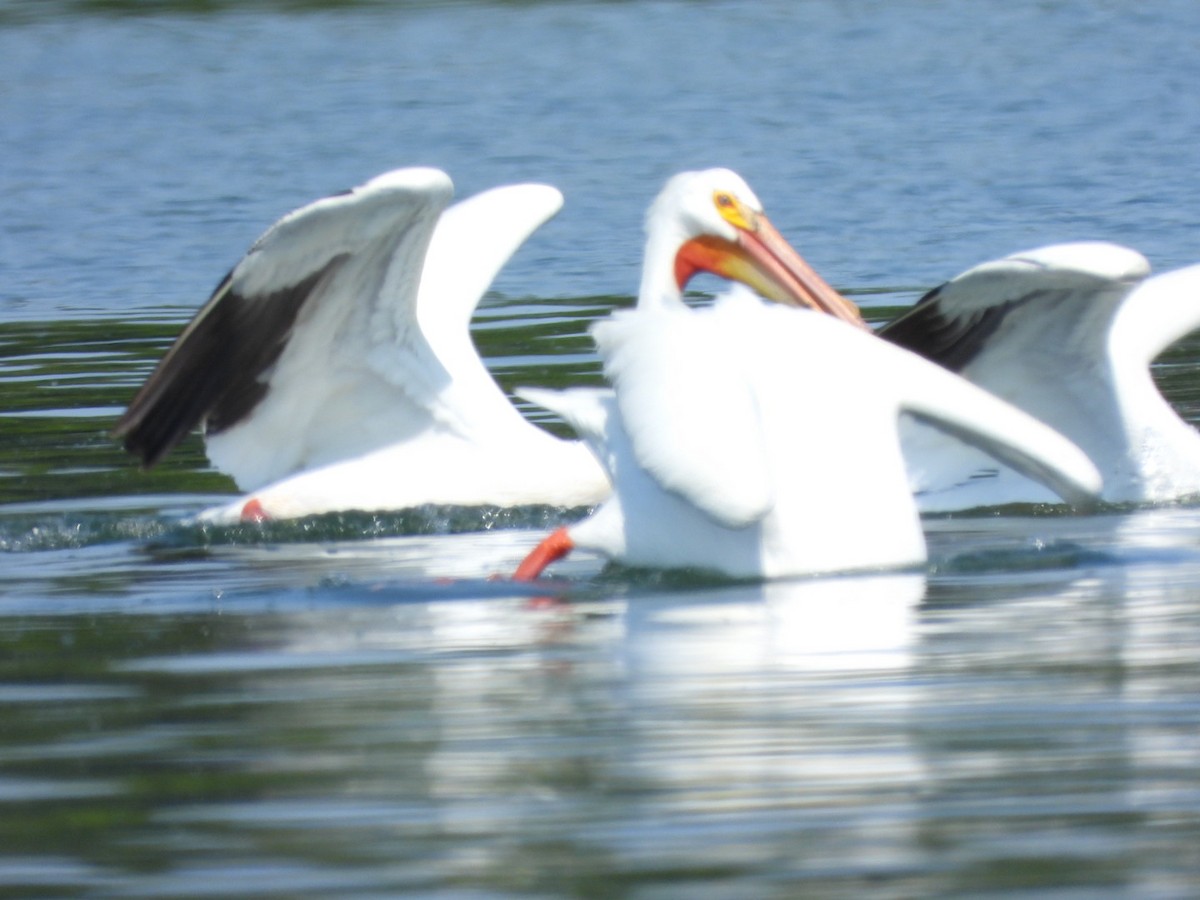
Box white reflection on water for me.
[171,568,935,885]
[616,572,925,697]
[11,519,1200,894]
[597,574,929,878]
[8,472,1200,896]
[765,573,924,672]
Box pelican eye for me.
[713,190,754,231]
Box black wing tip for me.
[111,380,189,468]
[877,287,945,349]
[112,255,346,473]
[880,285,1019,374]
[111,413,180,469]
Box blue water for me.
[5,1,1200,895]
[6,0,1200,318]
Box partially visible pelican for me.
[513,287,1101,581]
[881,242,1200,509]
[115,167,861,521]
[116,168,608,520]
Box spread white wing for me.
[116,168,566,493]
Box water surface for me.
[4,1,1200,895]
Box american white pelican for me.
[513,287,1102,581]
[116,168,609,521]
[116,167,860,522]
[881,242,1200,509]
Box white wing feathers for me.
[1111,262,1200,366]
[892,344,1103,506]
[202,170,563,489]
[116,168,457,484]
[410,184,566,437]
[233,168,453,302]
[418,183,564,345]
[932,242,1149,320]
[363,181,565,402]
[517,386,615,467]
[592,306,774,528]
[880,242,1149,377]
[203,170,456,486]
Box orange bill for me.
[675,216,869,331]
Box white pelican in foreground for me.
[881,242,1200,509]
[115,167,861,522]
[513,287,1102,581]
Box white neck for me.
[636,207,690,310]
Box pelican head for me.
[639,168,867,329]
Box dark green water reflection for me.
[0,295,613,508]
